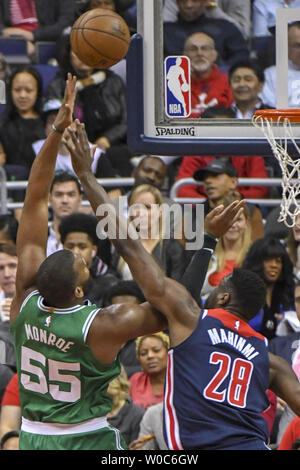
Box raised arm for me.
[269,352,300,417]
[10,74,77,324]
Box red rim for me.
[254,108,300,123]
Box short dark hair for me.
[59,213,99,245]
[50,171,81,194]
[225,268,267,320]
[0,214,18,244]
[103,280,145,306]
[228,60,265,84]
[36,250,78,307]
[0,242,17,257]
[201,106,236,119]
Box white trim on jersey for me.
[19,290,39,313]
[202,309,208,319]
[82,309,101,342]
[21,415,108,435]
[164,350,183,450]
[37,296,86,314]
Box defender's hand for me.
[204,199,246,239]
[64,119,93,176]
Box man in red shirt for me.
[183,31,233,116]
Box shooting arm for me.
[269,352,300,417]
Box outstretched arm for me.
[64,121,245,345]
[10,75,77,324]
[269,352,300,417]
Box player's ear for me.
[216,292,230,306]
[74,286,84,298]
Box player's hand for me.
[64,119,93,176]
[204,199,246,239]
[53,73,77,132]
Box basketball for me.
[70,8,130,69]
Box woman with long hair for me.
[243,236,295,339]
[201,198,252,301]
[114,184,187,281]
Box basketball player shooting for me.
[64,120,300,451]
[8,75,244,451]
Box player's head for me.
[204,268,267,321]
[59,213,99,268]
[229,61,264,107]
[103,280,145,306]
[184,32,217,74]
[36,249,90,307]
[132,156,167,189]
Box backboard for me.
[126,0,300,156]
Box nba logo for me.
[164,56,191,118]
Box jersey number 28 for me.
[203,352,253,408]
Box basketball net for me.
[252,114,300,227]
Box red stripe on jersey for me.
[165,352,182,450]
[206,308,266,341]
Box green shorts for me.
[20,425,127,450]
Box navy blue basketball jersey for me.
[164,308,270,450]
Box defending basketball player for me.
[64,120,300,451]
[9,75,245,450]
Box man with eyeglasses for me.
[183,31,233,116]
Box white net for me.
[252,114,300,227]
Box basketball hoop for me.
[253,108,300,228]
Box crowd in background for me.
[0,0,300,451]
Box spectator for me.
[47,172,82,257]
[0,430,19,450]
[0,0,75,62]
[201,196,252,301]
[261,21,300,108]
[59,212,119,306]
[287,214,300,280]
[163,0,251,40]
[112,184,187,281]
[163,0,249,68]
[229,60,270,119]
[252,0,300,38]
[243,236,295,340]
[176,107,270,204]
[46,35,127,154]
[183,31,233,117]
[0,65,45,181]
[130,332,170,409]
[277,416,300,450]
[129,402,168,450]
[0,374,20,440]
[106,366,145,446]
[177,155,266,240]
[103,280,145,378]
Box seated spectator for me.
[0,66,45,181]
[183,31,233,116]
[252,0,300,38]
[130,332,170,409]
[112,184,187,281]
[163,0,249,67]
[287,214,300,280]
[0,374,21,440]
[229,60,270,119]
[129,402,168,450]
[201,196,252,301]
[103,280,145,378]
[47,172,83,256]
[59,212,119,306]
[46,35,127,154]
[269,280,300,444]
[0,430,19,450]
[177,156,265,240]
[176,106,270,204]
[261,21,300,108]
[106,366,145,446]
[243,236,295,340]
[163,0,251,40]
[0,0,75,61]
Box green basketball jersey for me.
[11,290,121,425]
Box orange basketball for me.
[70,8,130,69]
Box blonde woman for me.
[114,184,187,281]
[106,366,145,445]
[201,197,252,301]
